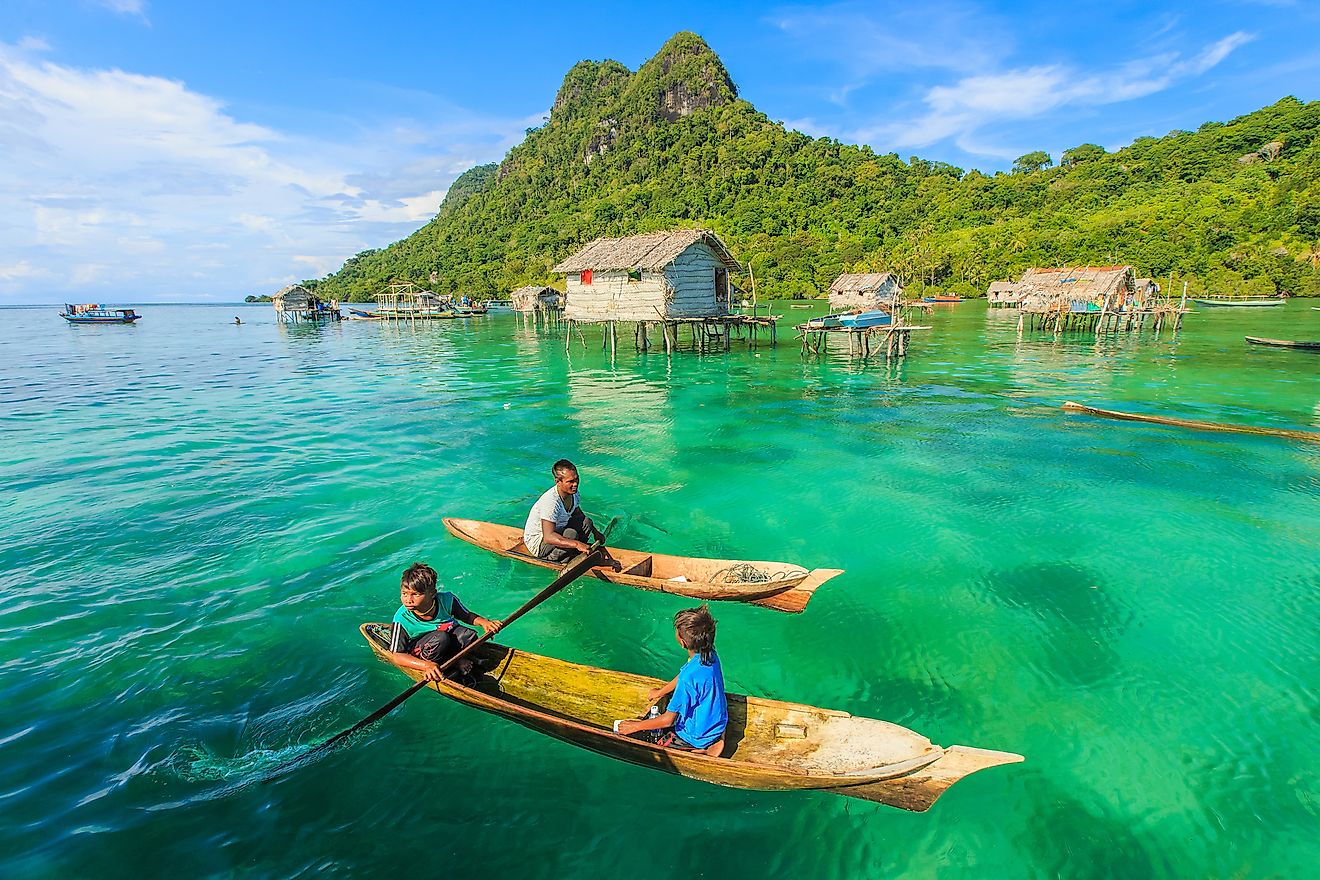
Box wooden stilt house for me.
[511,285,563,314]
[827,273,904,312]
[272,284,340,323]
[553,229,740,322]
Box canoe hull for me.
[360,624,1021,811]
[442,518,842,613]
[1191,298,1283,307]
[1245,336,1320,350]
[1062,401,1320,444]
[838,310,892,328]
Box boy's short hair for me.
[400,562,438,595]
[674,604,717,665]
[552,459,577,479]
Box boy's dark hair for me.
[400,562,437,595]
[552,459,577,479]
[674,604,717,665]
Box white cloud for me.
[96,1,149,20]
[0,41,533,300]
[874,32,1254,152]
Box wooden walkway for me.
[796,323,932,359]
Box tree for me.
[1061,144,1106,166]
[1013,151,1053,174]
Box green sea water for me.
[2,301,1317,878]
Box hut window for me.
[627,269,641,282]
[582,269,593,285]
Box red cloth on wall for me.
[582,269,593,285]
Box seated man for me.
[523,459,596,562]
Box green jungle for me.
[310,32,1320,302]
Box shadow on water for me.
[979,562,1132,689]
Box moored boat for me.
[60,304,141,324]
[1062,401,1320,444]
[1191,297,1283,307]
[442,517,842,613]
[359,624,1023,811]
[804,313,846,329]
[838,310,892,328]
[347,307,381,320]
[1245,336,1320,350]
[922,295,963,303]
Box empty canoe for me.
[838,311,892,328]
[1190,298,1283,307]
[360,624,1022,812]
[1245,336,1320,350]
[442,517,842,614]
[1062,401,1320,444]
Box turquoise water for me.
[2,302,1317,878]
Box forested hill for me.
[314,32,1320,302]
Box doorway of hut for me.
[715,268,730,308]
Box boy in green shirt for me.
[388,562,502,684]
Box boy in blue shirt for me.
[616,605,727,757]
[387,562,502,685]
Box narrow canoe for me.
[1062,401,1320,444]
[1190,298,1283,307]
[360,624,1022,811]
[1245,336,1320,350]
[838,311,892,328]
[442,517,842,614]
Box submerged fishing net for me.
[711,564,808,585]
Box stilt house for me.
[828,273,904,311]
[553,229,740,322]
[986,281,1022,306]
[272,284,339,323]
[510,285,563,314]
[1016,266,1136,314]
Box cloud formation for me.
[0,41,533,300]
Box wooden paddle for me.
[266,531,612,779]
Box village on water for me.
[15,7,1320,877]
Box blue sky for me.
[1,0,1316,302]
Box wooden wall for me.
[563,243,728,322]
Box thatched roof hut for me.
[272,283,318,312]
[510,285,562,313]
[553,229,740,322]
[1015,266,1136,312]
[986,280,1022,306]
[828,273,903,311]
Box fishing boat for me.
[838,310,892,328]
[359,625,1023,811]
[347,307,381,320]
[804,313,846,329]
[484,299,513,311]
[1190,297,1283,307]
[922,294,963,303]
[60,304,140,324]
[442,517,842,613]
[789,303,813,310]
[1245,336,1320,350]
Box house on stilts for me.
[1013,266,1186,334]
[272,284,341,323]
[510,285,563,323]
[552,229,777,353]
[986,280,1023,307]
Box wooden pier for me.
[565,314,779,355]
[1016,303,1188,335]
[796,323,931,359]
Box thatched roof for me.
[511,285,559,298]
[987,281,1018,295]
[1015,266,1134,300]
[553,229,740,273]
[272,284,318,307]
[828,273,901,295]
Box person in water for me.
[615,605,727,757]
[523,459,597,562]
[387,562,502,684]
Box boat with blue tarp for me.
[838,311,892,328]
[61,304,141,324]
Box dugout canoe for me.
[360,623,1022,811]
[442,518,841,614]
[1062,401,1320,444]
[1245,336,1320,351]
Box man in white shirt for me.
[523,459,597,561]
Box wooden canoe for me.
[443,517,842,614]
[1245,336,1320,350]
[360,624,1022,811]
[1190,298,1283,307]
[1062,401,1320,444]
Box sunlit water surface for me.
[2,302,1317,878]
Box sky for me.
[1,1,1316,302]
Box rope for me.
[710,564,808,585]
